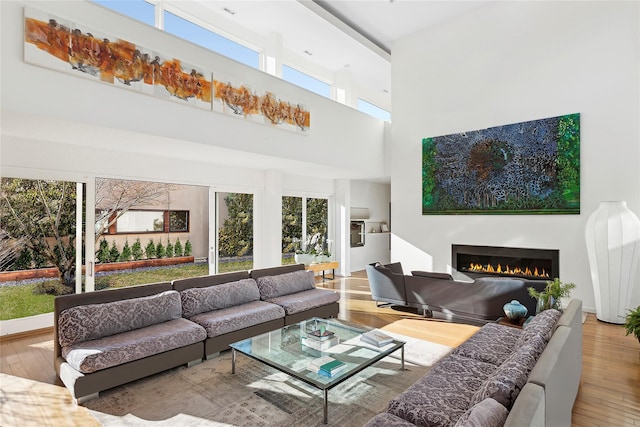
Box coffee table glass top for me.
[229,317,405,390]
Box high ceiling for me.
[166,1,489,109]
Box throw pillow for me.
[180,278,260,318]
[255,269,315,300]
[454,398,509,427]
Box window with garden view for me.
[282,196,329,265]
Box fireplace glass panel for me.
[452,245,559,280]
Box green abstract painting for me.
[422,113,580,215]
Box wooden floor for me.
[1,271,639,426]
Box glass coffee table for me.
[229,318,405,424]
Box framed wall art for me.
[422,113,580,215]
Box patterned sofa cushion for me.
[387,354,497,427]
[180,278,260,318]
[514,308,561,348]
[470,343,539,408]
[453,398,508,427]
[451,323,521,366]
[61,318,206,374]
[363,412,417,427]
[189,300,285,338]
[58,290,182,348]
[255,270,315,300]
[266,288,339,315]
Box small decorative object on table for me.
[360,330,394,347]
[528,278,576,314]
[503,300,528,323]
[318,359,346,377]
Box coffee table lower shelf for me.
[229,318,405,424]
[231,345,404,424]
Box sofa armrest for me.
[365,263,407,305]
[527,324,580,427]
[504,383,545,427]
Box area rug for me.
[85,339,440,427]
[346,329,453,367]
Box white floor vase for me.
[585,201,640,324]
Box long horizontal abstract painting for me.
[422,113,580,215]
[23,7,310,133]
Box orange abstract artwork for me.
[24,9,310,132]
[214,81,310,131]
[25,16,212,105]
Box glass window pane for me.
[282,196,302,265]
[217,192,253,273]
[169,211,189,232]
[283,65,331,98]
[307,198,328,238]
[358,98,391,122]
[116,210,164,233]
[306,198,330,258]
[164,11,259,69]
[92,0,155,27]
[0,178,83,320]
[94,178,209,288]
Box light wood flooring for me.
[1,271,639,426]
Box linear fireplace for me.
[452,244,559,280]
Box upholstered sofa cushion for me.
[61,318,206,374]
[515,308,561,348]
[452,323,521,366]
[470,343,539,408]
[453,398,508,427]
[255,270,315,300]
[265,288,339,315]
[58,290,182,348]
[362,412,417,427]
[180,278,260,318]
[387,354,497,427]
[188,300,285,338]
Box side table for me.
[306,261,339,282]
[497,316,533,329]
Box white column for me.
[263,32,283,77]
[334,179,350,276]
[334,68,354,107]
[84,177,95,293]
[262,170,283,268]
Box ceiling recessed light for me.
[223,7,236,15]
[382,89,389,93]
[304,50,313,56]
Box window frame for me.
[100,209,191,234]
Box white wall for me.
[1,0,385,180]
[390,1,640,312]
[350,180,391,271]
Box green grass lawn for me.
[0,284,57,321]
[0,259,283,320]
[1,263,211,320]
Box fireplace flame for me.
[468,263,549,279]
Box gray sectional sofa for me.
[363,299,582,427]
[366,262,547,321]
[54,264,339,402]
